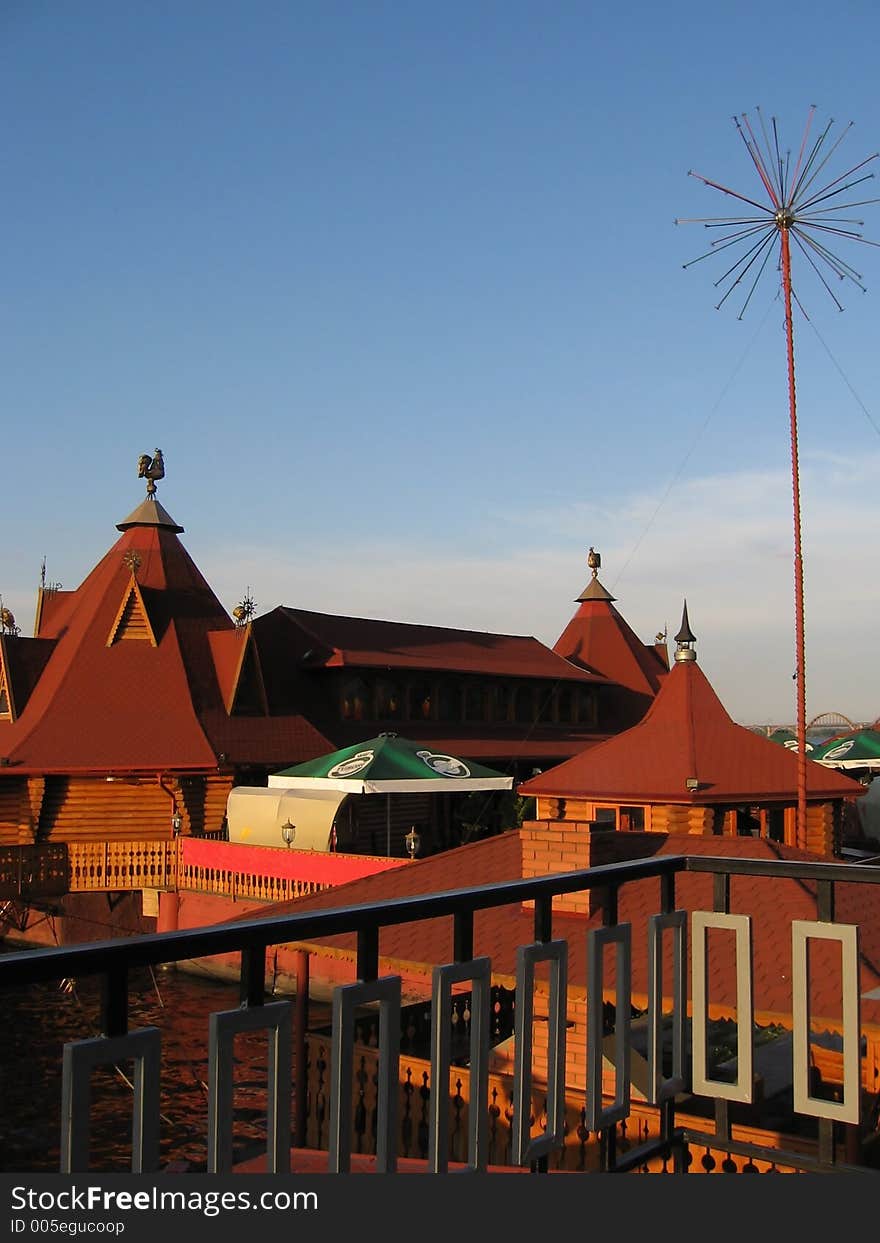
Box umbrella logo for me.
[328,750,374,778]
[823,740,855,760]
[417,751,471,778]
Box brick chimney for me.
[520,820,663,915]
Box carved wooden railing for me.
[300,1033,816,1173]
[67,840,177,892]
[177,858,326,903]
[64,840,333,900]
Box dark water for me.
[0,961,328,1174]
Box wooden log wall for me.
[38,776,181,842]
[0,780,29,846]
[178,773,234,837]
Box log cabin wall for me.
[649,803,714,834]
[178,773,233,837]
[803,800,836,857]
[0,779,29,846]
[38,776,180,842]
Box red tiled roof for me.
[275,608,608,683]
[0,520,331,773]
[250,830,880,1027]
[554,589,668,698]
[0,634,56,719]
[519,657,864,804]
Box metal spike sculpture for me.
[677,107,879,844]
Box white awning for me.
[226,786,346,852]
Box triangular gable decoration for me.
[0,658,12,720]
[228,632,268,716]
[106,576,158,647]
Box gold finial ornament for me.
[587,546,601,578]
[0,603,18,635]
[122,550,142,574]
[232,589,256,628]
[137,448,165,498]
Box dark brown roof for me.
[275,607,608,683]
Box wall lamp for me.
[405,826,421,859]
[171,812,183,836]
[685,778,700,792]
[281,820,296,848]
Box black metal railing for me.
[2,852,880,1174]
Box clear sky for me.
[3,1,880,727]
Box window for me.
[513,685,534,724]
[594,807,617,827]
[437,680,461,721]
[409,682,433,721]
[492,685,510,723]
[375,679,402,720]
[341,677,369,721]
[618,806,645,831]
[576,687,597,726]
[556,685,573,723]
[464,681,486,722]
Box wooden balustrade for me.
[67,839,178,892]
[177,860,325,902]
[65,838,329,901]
[299,1032,816,1173]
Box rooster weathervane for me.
[137,448,165,498]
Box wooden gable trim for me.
[227,624,269,716]
[106,575,158,647]
[0,637,14,720]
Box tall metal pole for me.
[779,222,808,845]
[681,109,877,852]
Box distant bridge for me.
[751,712,869,736]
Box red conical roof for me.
[520,652,864,804]
[0,500,331,773]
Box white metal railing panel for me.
[791,919,860,1125]
[428,957,491,1172]
[512,939,568,1166]
[647,910,687,1104]
[206,1000,292,1173]
[586,923,631,1132]
[60,1027,161,1173]
[329,975,401,1173]
[691,911,753,1104]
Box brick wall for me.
[520,821,663,916]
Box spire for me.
[575,547,615,603]
[673,600,696,663]
[116,449,183,532]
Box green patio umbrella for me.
[811,728,880,771]
[268,732,514,855]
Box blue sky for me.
[3,1,880,725]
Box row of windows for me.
[339,676,598,728]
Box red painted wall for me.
[181,838,407,885]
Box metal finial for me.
[137,448,165,499]
[674,600,697,662]
[0,597,19,636]
[232,589,256,628]
[122,550,142,574]
[587,546,601,578]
